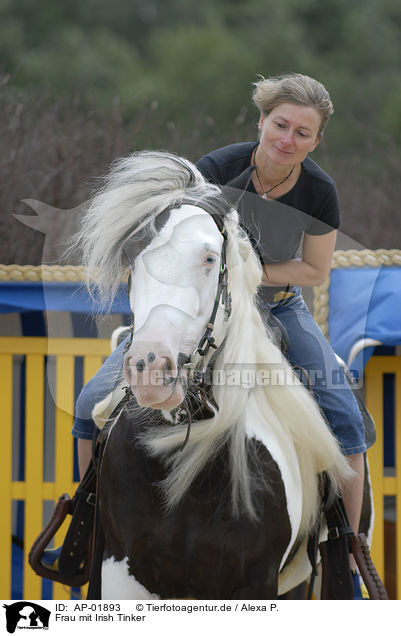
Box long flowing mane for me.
[75,150,351,536]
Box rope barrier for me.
[0,264,131,283]
[0,264,87,282]
[1,249,401,340]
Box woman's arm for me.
[261,230,337,287]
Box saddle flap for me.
[58,465,97,579]
[319,534,354,599]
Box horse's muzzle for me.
[124,347,188,410]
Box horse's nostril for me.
[147,352,156,363]
[163,376,175,385]
[136,359,146,373]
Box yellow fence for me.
[0,337,399,599]
[0,337,110,600]
[365,355,401,598]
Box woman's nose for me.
[281,132,294,146]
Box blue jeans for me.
[260,287,366,455]
[72,288,366,455]
[72,339,127,440]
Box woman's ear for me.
[258,113,264,131]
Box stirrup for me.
[41,546,62,571]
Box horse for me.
[75,150,357,599]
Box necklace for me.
[252,148,295,199]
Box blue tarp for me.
[0,282,130,314]
[329,266,401,375]
[1,268,400,370]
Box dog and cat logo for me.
[3,603,50,633]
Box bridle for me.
[122,202,232,449]
[124,203,232,378]
[180,210,231,377]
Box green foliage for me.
[137,25,255,130]
[1,0,401,157]
[15,27,143,108]
[2,0,401,265]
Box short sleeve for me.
[195,155,222,185]
[306,183,340,235]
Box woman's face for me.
[258,102,322,166]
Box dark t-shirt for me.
[196,142,340,264]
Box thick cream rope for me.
[0,264,87,282]
[0,264,130,283]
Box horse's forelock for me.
[105,151,205,197]
[74,150,227,306]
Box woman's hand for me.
[262,230,337,287]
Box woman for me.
[196,73,366,588]
[71,73,366,593]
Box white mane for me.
[76,150,351,537]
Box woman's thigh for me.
[272,295,343,389]
[270,295,366,455]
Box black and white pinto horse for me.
[77,150,357,599]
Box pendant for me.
[261,193,268,199]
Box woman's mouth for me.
[274,145,293,155]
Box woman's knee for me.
[75,381,100,420]
[75,341,126,419]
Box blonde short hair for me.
[252,73,334,138]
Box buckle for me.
[328,527,340,540]
[86,492,96,507]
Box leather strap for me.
[58,462,97,579]
[319,532,354,599]
[350,533,388,600]
[319,477,388,600]
[306,518,321,600]
[86,401,128,597]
